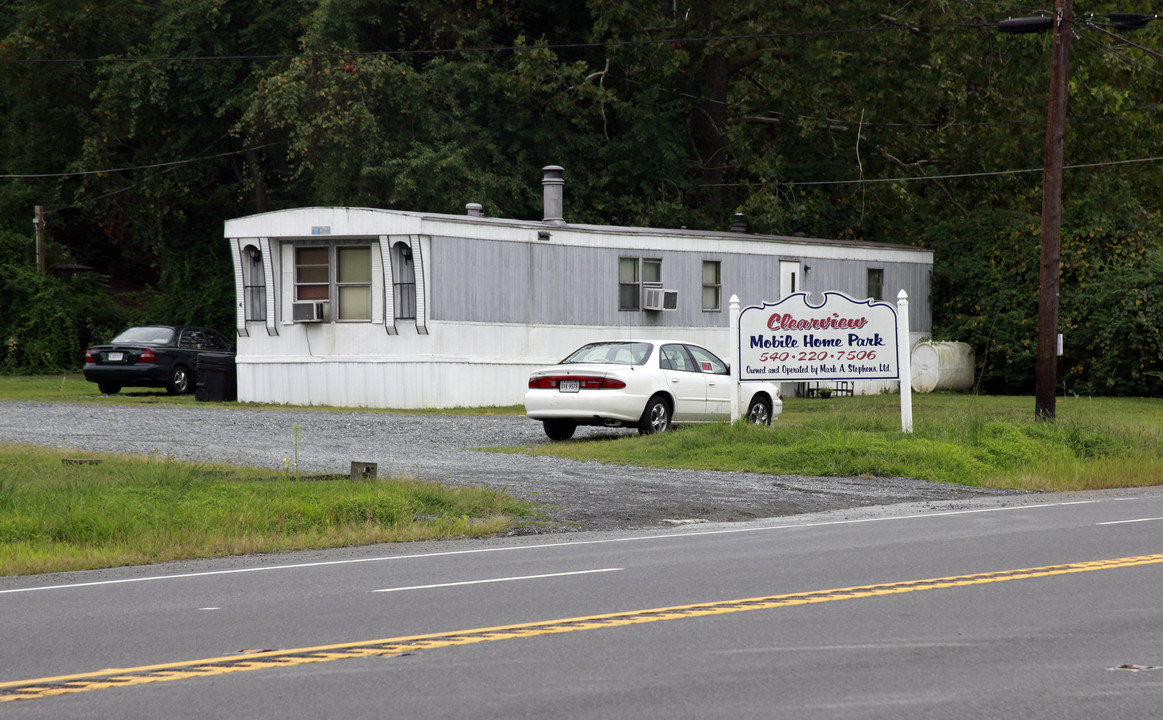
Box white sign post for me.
[896,290,913,433]
[733,291,914,433]
[729,294,742,422]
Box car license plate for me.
[558,379,580,393]
[107,352,124,362]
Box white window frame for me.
[242,245,266,322]
[619,256,662,311]
[291,243,374,322]
[335,245,372,321]
[391,241,416,320]
[702,260,721,312]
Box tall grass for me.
[0,443,532,576]
[516,394,1162,492]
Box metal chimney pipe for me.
[541,165,566,226]
[730,213,748,233]
[465,203,483,217]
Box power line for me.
[0,23,997,66]
[0,143,282,179]
[736,154,1163,188]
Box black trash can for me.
[194,352,237,402]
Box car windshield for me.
[111,327,174,345]
[561,342,653,366]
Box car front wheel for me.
[746,395,773,425]
[543,419,577,441]
[166,365,191,395]
[637,395,671,435]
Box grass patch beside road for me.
[514,394,1162,492]
[0,443,532,576]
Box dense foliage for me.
[1,1,1159,394]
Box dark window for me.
[686,344,728,374]
[620,257,662,311]
[295,247,329,301]
[243,246,266,322]
[619,257,640,310]
[659,344,696,372]
[867,268,884,301]
[392,241,416,320]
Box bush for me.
[929,202,1162,397]
[0,231,133,372]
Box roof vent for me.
[542,165,566,226]
[730,213,748,233]
[466,203,483,217]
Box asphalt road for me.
[2,489,1162,718]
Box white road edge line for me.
[373,568,622,593]
[0,498,1120,595]
[1096,517,1163,525]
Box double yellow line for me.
[4,552,1161,703]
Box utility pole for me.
[1035,0,1072,421]
[1000,2,1073,420]
[1000,8,1155,419]
[33,205,46,275]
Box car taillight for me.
[138,348,157,363]
[528,375,626,390]
[586,377,626,389]
[84,349,93,362]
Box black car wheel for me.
[637,395,671,435]
[97,382,122,395]
[166,365,192,395]
[746,395,773,425]
[543,419,577,441]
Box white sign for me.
[738,292,899,382]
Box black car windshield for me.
[561,342,652,366]
[111,327,175,345]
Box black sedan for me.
[83,325,235,395]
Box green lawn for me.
[2,375,1159,576]
[0,442,532,576]
[507,393,1163,492]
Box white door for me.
[659,344,707,421]
[780,261,801,299]
[686,344,731,419]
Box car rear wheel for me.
[543,419,577,441]
[746,395,773,425]
[97,382,121,395]
[166,365,191,395]
[637,395,671,435]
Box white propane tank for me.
[910,341,975,393]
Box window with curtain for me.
[391,242,416,320]
[295,247,329,301]
[337,246,372,320]
[243,246,266,321]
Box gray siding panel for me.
[431,236,931,332]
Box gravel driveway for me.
[0,402,1020,533]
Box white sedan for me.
[525,340,782,440]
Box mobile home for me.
[225,166,932,408]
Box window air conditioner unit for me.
[292,301,326,322]
[643,288,678,311]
